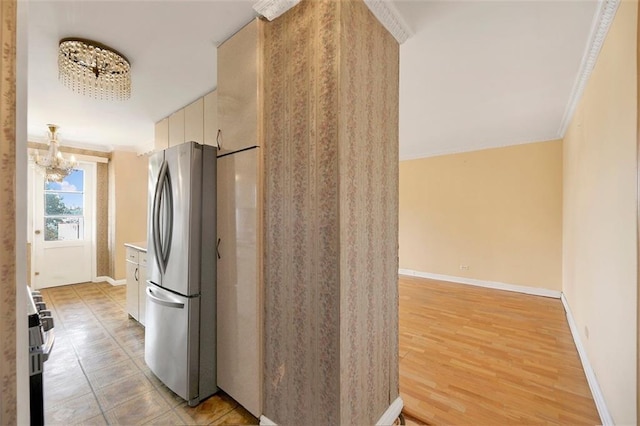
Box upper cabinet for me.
[185,98,204,144]
[154,118,169,152]
[155,91,217,152]
[168,109,185,147]
[217,19,260,154]
[203,91,218,147]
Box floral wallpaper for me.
[0,0,17,423]
[263,0,399,424]
[96,162,109,277]
[338,0,400,423]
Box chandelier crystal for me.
[58,38,131,101]
[33,125,78,182]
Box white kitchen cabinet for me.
[185,98,204,144]
[203,90,218,147]
[168,109,185,147]
[138,252,147,326]
[216,18,264,417]
[154,118,169,152]
[217,148,261,417]
[125,244,147,325]
[125,251,138,320]
[217,19,260,154]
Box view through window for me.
[44,169,85,241]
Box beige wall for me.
[399,140,563,291]
[637,0,640,418]
[110,151,148,280]
[563,1,638,424]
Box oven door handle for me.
[146,285,184,309]
[42,329,55,362]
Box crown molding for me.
[557,0,620,137]
[363,0,412,44]
[253,0,412,45]
[253,0,301,21]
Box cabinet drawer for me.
[139,252,147,266]
[126,247,139,263]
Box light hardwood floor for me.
[41,278,600,424]
[399,275,600,425]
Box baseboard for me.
[398,269,561,299]
[259,415,277,425]
[93,276,126,286]
[376,396,404,425]
[560,294,613,425]
[259,397,403,425]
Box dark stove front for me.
[27,287,54,426]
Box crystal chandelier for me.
[33,125,78,182]
[58,38,131,101]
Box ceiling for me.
[27,0,601,159]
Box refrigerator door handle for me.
[162,166,174,270]
[152,160,168,274]
[162,165,173,269]
[153,160,175,274]
[146,285,185,309]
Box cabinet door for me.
[216,148,261,416]
[168,109,185,147]
[203,90,218,147]
[217,19,259,154]
[154,118,169,152]
[125,260,139,320]
[184,98,204,144]
[138,264,147,326]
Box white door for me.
[31,162,95,289]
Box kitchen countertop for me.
[124,241,147,252]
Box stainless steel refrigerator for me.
[145,141,217,406]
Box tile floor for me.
[40,282,258,425]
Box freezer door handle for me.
[152,160,173,274]
[146,286,185,309]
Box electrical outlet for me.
[459,265,469,271]
[585,326,589,339]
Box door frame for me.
[28,158,98,288]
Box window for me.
[44,169,85,241]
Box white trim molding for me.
[253,0,413,45]
[364,0,412,44]
[259,397,403,426]
[259,415,277,425]
[253,0,301,21]
[560,294,613,425]
[399,269,561,299]
[557,0,620,137]
[376,396,404,425]
[93,276,126,286]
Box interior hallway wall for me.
[399,140,563,291]
[110,151,148,280]
[0,0,17,422]
[563,1,638,423]
[262,0,399,424]
[637,0,640,419]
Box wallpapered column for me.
[96,162,109,277]
[0,0,17,423]
[263,0,399,424]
